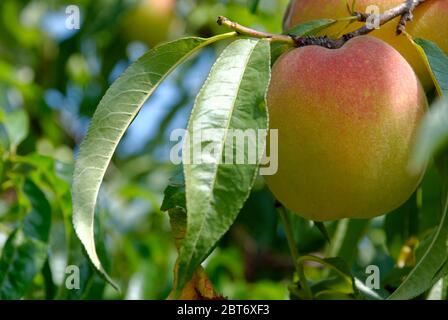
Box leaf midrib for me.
[182,40,260,277]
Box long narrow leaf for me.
[176,39,271,293]
[389,38,448,300]
[72,34,235,289]
[389,157,448,299]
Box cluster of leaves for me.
[72,2,448,300]
[0,0,295,300]
[0,108,100,299]
[1,0,448,300]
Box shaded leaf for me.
[247,0,260,14]
[327,219,369,266]
[314,221,331,244]
[297,255,359,298]
[42,259,56,300]
[161,170,186,212]
[0,179,51,299]
[167,208,221,300]
[176,39,271,293]
[409,98,448,173]
[389,154,448,299]
[418,165,444,235]
[384,193,418,260]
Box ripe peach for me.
[265,36,427,221]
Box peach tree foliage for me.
[69,17,448,299]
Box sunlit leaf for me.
[353,278,388,300]
[3,109,29,153]
[427,273,448,300]
[413,38,448,97]
[72,34,235,289]
[176,39,271,293]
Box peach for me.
[265,36,427,221]
[283,0,448,91]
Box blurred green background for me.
[0,0,444,300]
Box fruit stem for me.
[217,0,428,49]
[277,204,313,300]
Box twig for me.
[337,0,427,43]
[397,0,426,34]
[217,16,295,45]
[218,0,428,49]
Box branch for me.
[397,0,426,34]
[216,16,295,45]
[218,0,428,49]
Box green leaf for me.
[413,38,448,97]
[3,109,29,153]
[161,170,187,250]
[168,208,188,251]
[297,255,359,298]
[72,34,235,289]
[389,154,448,300]
[314,221,331,244]
[427,273,448,300]
[284,19,336,36]
[384,193,418,259]
[176,39,271,293]
[160,170,186,212]
[327,219,369,266]
[418,165,444,235]
[59,214,109,300]
[0,179,51,299]
[402,42,448,298]
[409,98,448,173]
[22,179,51,242]
[42,259,56,300]
[247,0,261,14]
[353,278,388,300]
